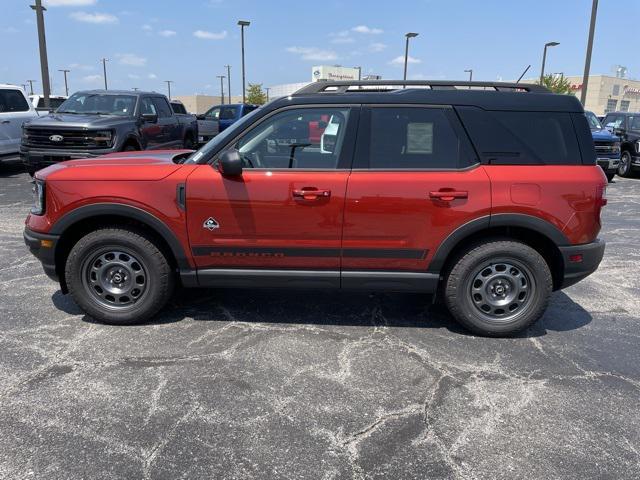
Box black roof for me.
[269,80,584,113]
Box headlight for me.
[636,141,640,154]
[31,179,45,215]
[612,141,620,153]
[90,130,114,147]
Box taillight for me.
[598,185,607,207]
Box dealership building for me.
[268,65,368,99]
[562,75,640,115]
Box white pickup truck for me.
[0,84,38,163]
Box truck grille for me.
[23,128,111,149]
[594,142,619,154]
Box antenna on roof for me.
[516,65,531,84]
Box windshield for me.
[57,92,136,116]
[184,106,263,164]
[585,111,602,130]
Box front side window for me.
[205,107,220,120]
[231,107,350,169]
[57,93,135,116]
[0,89,30,113]
[364,107,463,169]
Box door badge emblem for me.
[203,217,220,231]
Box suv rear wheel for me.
[65,227,174,325]
[444,239,552,336]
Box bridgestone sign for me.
[312,65,360,82]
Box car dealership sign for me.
[312,65,360,82]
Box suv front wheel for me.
[65,227,174,325]
[444,240,552,336]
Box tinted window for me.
[171,102,187,114]
[36,97,66,109]
[152,97,172,118]
[457,107,581,165]
[0,89,30,112]
[232,107,350,169]
[365,107,464,169]
[242,106,258,116]
[205,107,220,120]
[140,97,156,115]
[220,106,240,120]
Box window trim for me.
[211,104,361,171]
[352,104,479,171]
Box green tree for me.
[537,74,573,95]
[246,83,268,105]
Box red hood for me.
[36,150,193,181]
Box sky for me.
[2,0,639,97]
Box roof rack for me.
[293,80,549,95]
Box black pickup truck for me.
[21,90,198,174]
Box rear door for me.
[341,105,491,279]
[186,105,358,279]
[219,105,240,132]
[152,96,180,148]
[0,88,36,156]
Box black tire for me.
[122,144,138,152]
[444,239,552,337]
[65,227,174,325]
[618,151,633,177]
[606,171,615,182]
[183,134,195,150]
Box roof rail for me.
[293,80,549,95]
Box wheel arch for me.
[122,134,142,150]
[50,203,191,293]
[429,214,569,291]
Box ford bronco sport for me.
[24,80,607,336]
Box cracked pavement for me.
[0,164,639,479]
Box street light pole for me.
[224,65,231,103]
[30,0,51,109]
[580,0,599,105]
[26,79,37,95]
[164,80,173,99]
[464,69,473,82]
[217,75,226,104]
[265,87,270,102]
[403,32,418,82]
[355,66,362,80]
[539,41,560,84]
[101,58,109,90]
[237,20,250,103]
[59,69,70,96]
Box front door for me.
[341,105,491,277]
[0,88,35,156]
[186,105,358,283]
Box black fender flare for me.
[427,213,569,274]
[50,203,191,270]
[122,134,143,150]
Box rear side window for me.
[220,106,240,120]
[357,107,469,169]
[152,97,173,118]
[0,89,30,113]
[171,102,187,114]
[457,107,581,165]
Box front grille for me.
[23,128,111,149]
[594,142,618,154]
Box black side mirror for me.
[217,149,243,176]
[141,113,158,123]
[614,127,625,137]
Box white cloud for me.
[193,29,227,40]
[159,29,176,37]
[70,11,118,24]
[142,24,152,31]
[351,25,383,34]
[116,53,147,67]
[389,55,421,65]
[148,73,157,79]
[331,36,354,44]
[45,0,96,6]
[81,74,102,83]
[286,46,338,62]
[369,42,387,52]
[68,63,94,71]
[127,74,140,79]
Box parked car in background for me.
[197,103,258,144]
[21,90,198,175]
[585,110,620,182]
[170,100,198,149]
[29,94,68,113]
[0,84,38,164]
[602,111,640,177]
[24,80,607,337]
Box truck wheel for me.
[122,144,138,152]
[443,239,552,337]
[618,151,632,177]
[65,227,174,325]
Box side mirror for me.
[217,149,243,176]
[614,127,625,137]
[141,113,158,123]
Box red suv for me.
[24,81,607,336]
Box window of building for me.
[612,84,621,96]
[605,99,618,113]
[620,100,630,112]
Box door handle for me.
[292,188,331,201]
[429,190,468,202]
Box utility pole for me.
[101,58,109,90]
[581,0,599,105]
[164,80,173,99]
[237,20,250,103]
[26,79,37,95]
[224,64,231,103]
[217,75,226,104]
[30,0,51,109]
[59,69,70,96]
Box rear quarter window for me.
[456,107,583,165]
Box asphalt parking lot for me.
[0,164,638,480]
